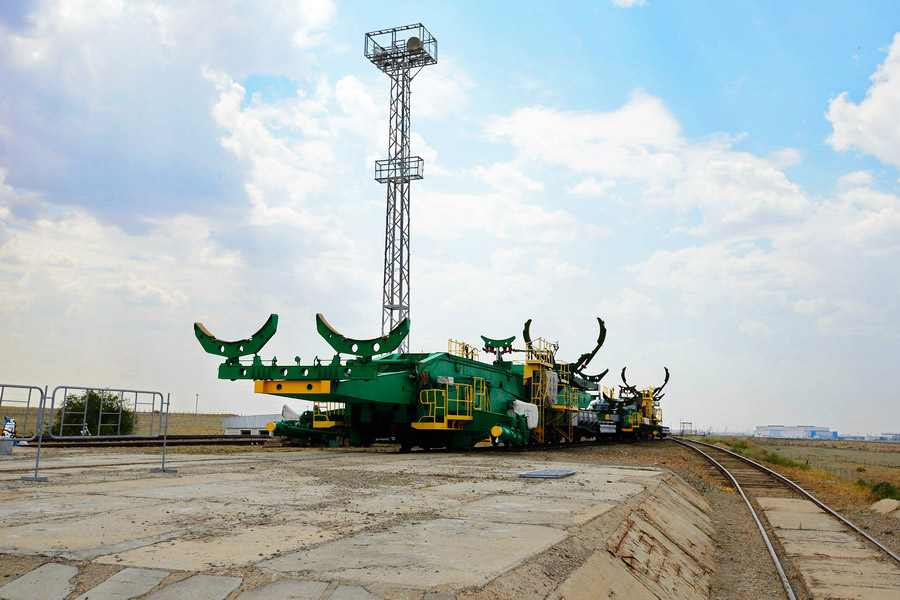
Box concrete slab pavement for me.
[758,496,900,600]
[74,567,169,600]
[557,549,658,600]
[97,522,349,571]
[454,493,614,526]
[0,447,715,599]
[0,506,186,560]
[144,574,242,600]
[235,580,330,599]
[0,563,77,600]
[262,517,569,588]
[0,493,163,522]
[870,498,899,516]
[763,508,845,531]
[327,585,384,600]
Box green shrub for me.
[856,479,900,501]
[53,390,134,436]
[759,449,810,470]
[870,481,900,501]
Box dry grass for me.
[754,437,900,454]
[703,436,899,507]
[152,412,237,435]
[755,440,900,486]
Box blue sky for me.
[1,1,898,434]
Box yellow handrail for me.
[448,339,479,361]
[557,362,571,384]
[418,383,474,424]
[553,385,578,409]
[525,337,556,364]
[312,401,344,427]
[531,369,548,406]
[473,377,488,410]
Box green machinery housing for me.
[195,314,668,450]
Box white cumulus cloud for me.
[567,177,617,196]
[487,92,684,181]
[738,318,776,336]
[596,288,661,318]
[827,32,900,168]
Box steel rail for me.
[32,435,269,448]
[676,437,900,564]
[45,434,258,442]
[671,438,797,600]
[466,436,647,453]
[0,454,275,475]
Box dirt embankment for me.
[559,442,788,600]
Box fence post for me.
[150,393,176,474]
[21,386,49,482]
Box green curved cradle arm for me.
[316,313,409,357]
[194,314,279,359]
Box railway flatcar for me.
[573,367,669,441]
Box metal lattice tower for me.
[366,24,437,352]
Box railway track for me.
[672,437,900,600]
[23,432,646,451]
[25,434,270,448]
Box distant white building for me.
[754,425,836,439]
[223,414,281,436]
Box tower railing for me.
[375,157,424,183]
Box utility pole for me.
[195,393,199,414]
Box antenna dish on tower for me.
[406,37,422,52]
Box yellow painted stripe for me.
[254,380,331,394]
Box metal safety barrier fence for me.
[1,382,176,481]
[49,385,165,439]
[0,384,45,443]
